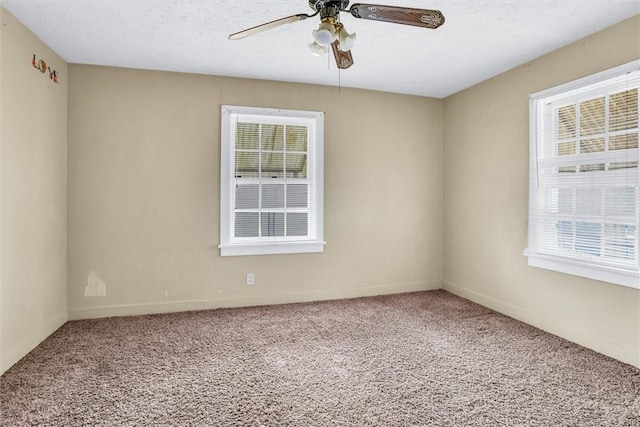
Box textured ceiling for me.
[2,0,639,98]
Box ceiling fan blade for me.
[331,41,354,69]
[349,4,445,29]
[229,13,315,40]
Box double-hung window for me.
[219,106,324,256]
[526,61,640,288]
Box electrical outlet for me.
[246,273,255,286]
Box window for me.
[526,61,640,288]
[219,106,324,256]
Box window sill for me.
[219,240,326,257]
[524,250,639,289]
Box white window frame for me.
[525,61,640,289]
[219,105,325,256]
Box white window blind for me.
[526,61,640,288]
[219,106,324,256]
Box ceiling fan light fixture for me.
[337,24,356,51]
[229,1,446,71]
[308,41,328,56]
[312,22,336,46]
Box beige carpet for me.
[1,290,639,426]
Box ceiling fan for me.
[229,1,445,69]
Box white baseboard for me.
[442,280,640,369]
[1,310,68,376]
[68,281,442,320]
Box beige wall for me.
[1,7,68,375]
[67,65,443,319]
[443,15,640,368]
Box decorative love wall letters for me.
[32,54,59,83]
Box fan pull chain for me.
[337,13,342,92]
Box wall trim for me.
[1,310,68,376]
[442,280,640,369]
[68,281,442,320]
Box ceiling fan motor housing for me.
[309,0,350,14]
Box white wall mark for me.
[85,270,106,297]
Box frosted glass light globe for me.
[312,22,336,46]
